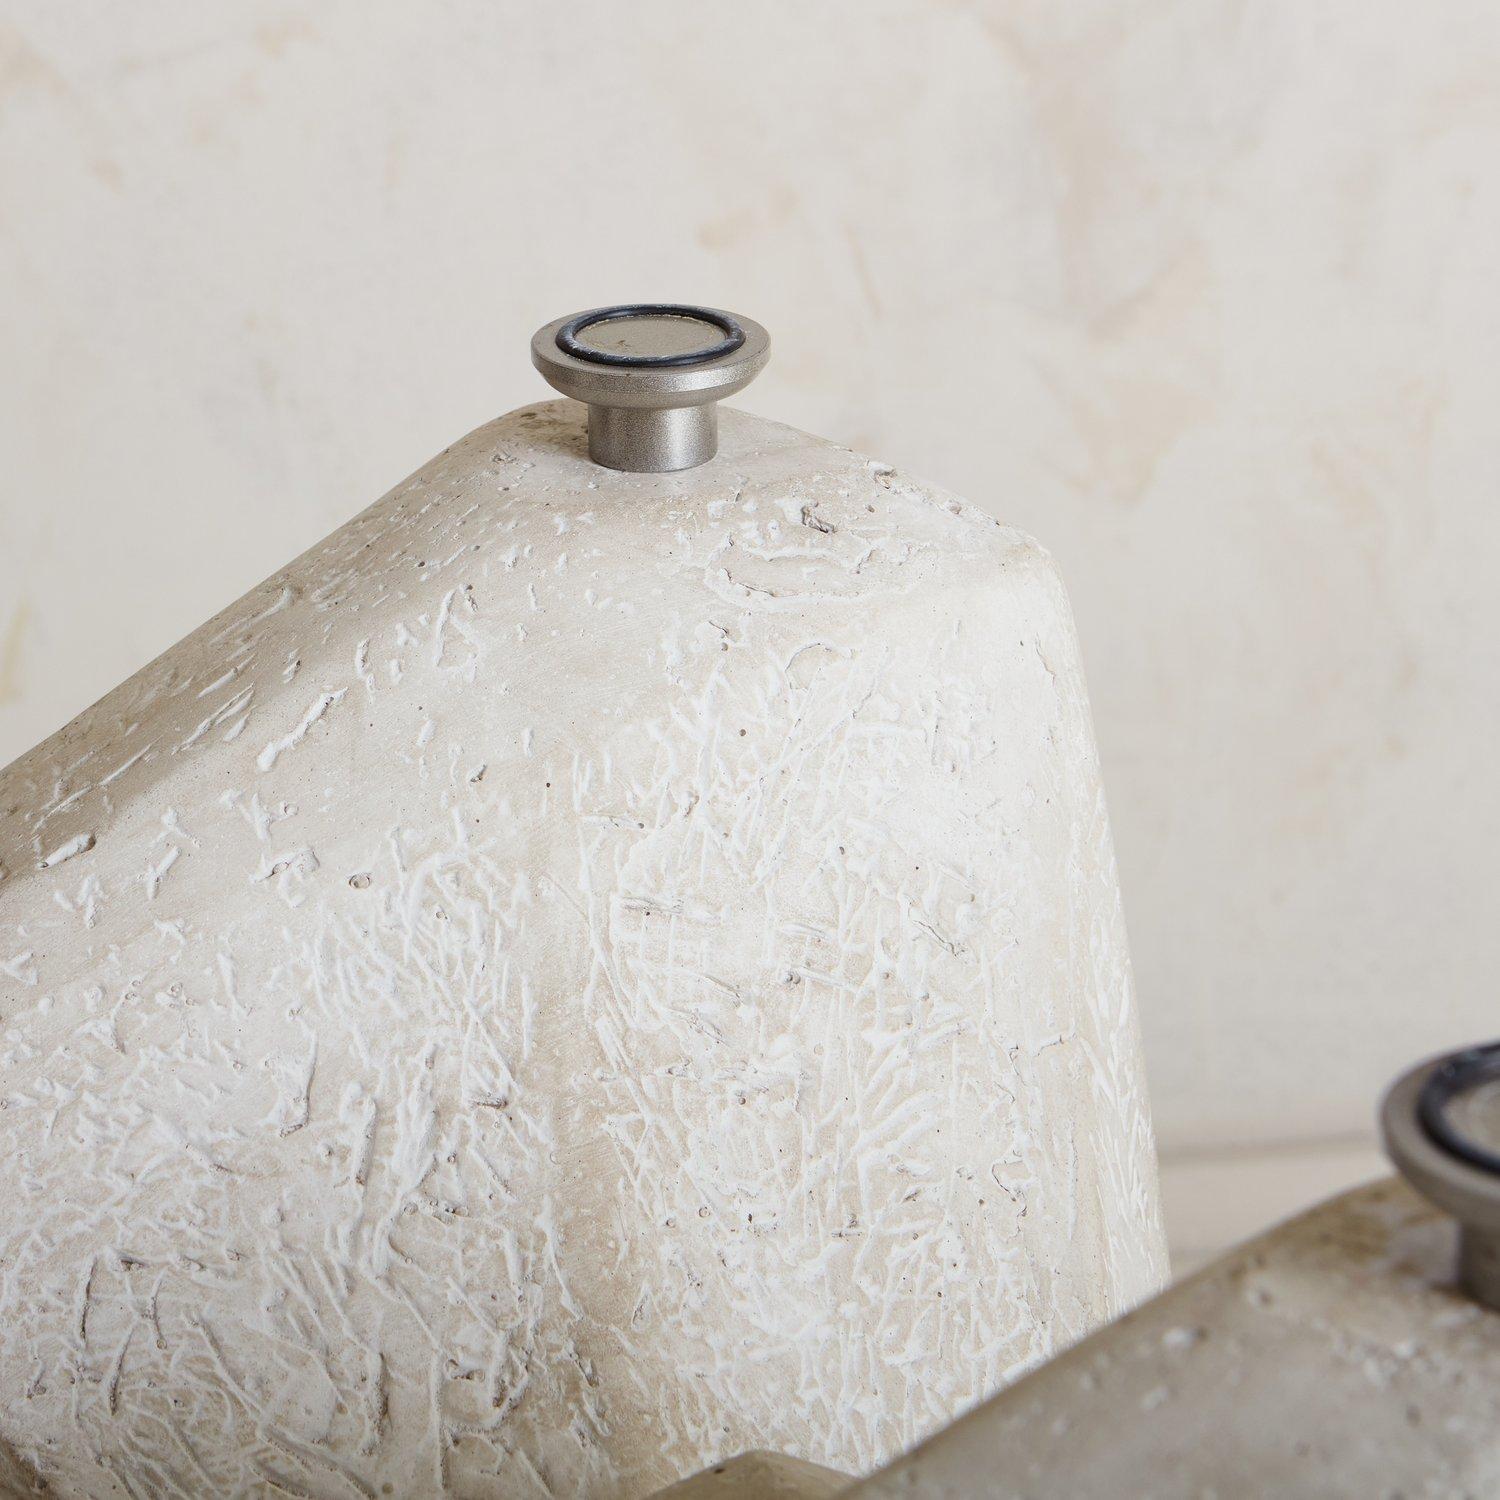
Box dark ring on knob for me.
[1418,1040,1500,1176]
[556,304,746,369]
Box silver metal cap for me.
[1382,1042,1500,1310]
[531,304,770,472]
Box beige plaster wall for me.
[2,0,1496,1266]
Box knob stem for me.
[588,401,717,473]
[1459,1223,1500,1309]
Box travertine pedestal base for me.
[0,403,1164,1496]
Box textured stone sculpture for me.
[0,402,1165,1496]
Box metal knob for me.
[1382,1041,1500,1310]
[531,303,770,472]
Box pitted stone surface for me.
[0,403,1164,1497]
[650,1450,850,1499]
[852,1179,1500,1498]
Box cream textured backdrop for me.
[2,0,1495,1266]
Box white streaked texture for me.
[0,404,1164,1496]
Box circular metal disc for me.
[532,304,769,409]
[1450,1081,1500,1155]
[571,311,732,364]
[1420,1042,1500,1173]
[1382,1046,1500,1233]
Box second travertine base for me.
[0,403,1165,1496]
[848,1178,1500,1497]
[657,1179,1500,1498]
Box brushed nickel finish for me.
[532,304,770,472]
